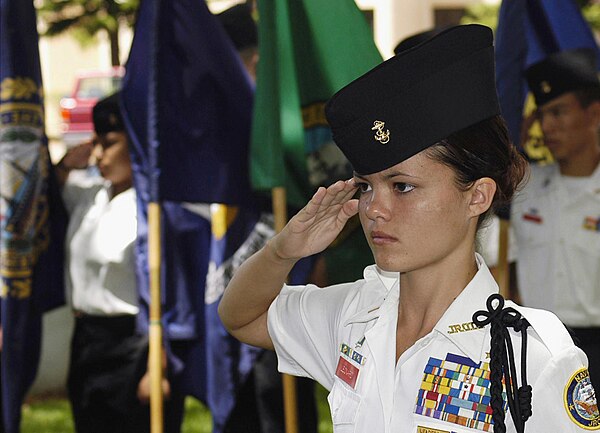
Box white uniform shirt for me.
[268,255,599,432]
[63,176,138,316]
[511,162,600,327]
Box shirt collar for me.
[343,265,399,325]
[547,161,600,196]
[342,255,498,364]
[433,253,498,362]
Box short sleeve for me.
[62,172,103,214]
[267,283,353,391]
[527,346,600,431]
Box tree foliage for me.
[36,0,140,66]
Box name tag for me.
[335,356,359,389]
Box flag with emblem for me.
[250,0,381,209]
[204,203,317,431]
[0,0,67,431]
[495,0,600,150]
[204,204,268,431]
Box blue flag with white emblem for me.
[495,0,600,149]
[0,0,67,431]
[204,204,266,431]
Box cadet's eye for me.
[356,182,372,193]
[395,183,415,193]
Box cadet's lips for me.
[370,231,397,245]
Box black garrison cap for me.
[217,3,257,51]
[525,48,600,107]
[325,24,500,175]
[93,92,125,135]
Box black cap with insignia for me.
[525,48,600,107]
[325,24,500,175]
[93,92,125,135]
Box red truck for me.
[59,66,125,146]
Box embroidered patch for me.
[447,321,478,334]
[415,353,507,433]
[564,368,600,429]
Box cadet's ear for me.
[468,177,496,217]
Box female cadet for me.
[218,25,599,432]
[56,93,184,433]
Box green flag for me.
[250,0,382,209]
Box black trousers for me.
[571,327,600,389]
[224,351,318,433]
[67,314,185,433]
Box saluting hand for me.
[60,140,94,170]
[270,179,359,261]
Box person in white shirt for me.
[219,25,600,432]
[55,93,183,433]
[509,48,600,390]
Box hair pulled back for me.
[426,115,529,228]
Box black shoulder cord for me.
[472,293,533,433]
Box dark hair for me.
[573,86,600,107]
[426,115,529,229]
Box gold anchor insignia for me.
[541,80,552,94]
[372,120,390,144]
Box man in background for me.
[511,48,600,386]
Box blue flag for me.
[495,0,600,148]
[204,205,265,432]
[121,0,254,205]
[120,0,257,419]
[0,0,67,431]
[204,205,317,432]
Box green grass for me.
[21,398,75,433]
[21,386,333,433]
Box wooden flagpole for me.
[272,186,299,433]
[148,202,164,433]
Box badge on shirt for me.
[415,353,506,433]
[583,216,600,232]
[335,342,367,389]
[340,343,367,366]
[335,356,360,389]
[564,368,600,429]
[522,209,543,224]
